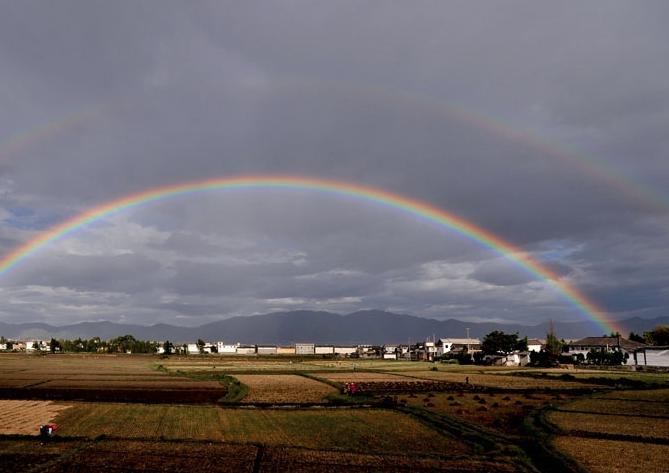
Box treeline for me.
[629,325,669,346]
[51,335,158,354]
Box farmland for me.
[1,354,668,472]
[232,374,337,403]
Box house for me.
[383,345,398,360]
[357,345,381,359]
[277,346,295,355]
[333,346,357,357]
[489,352,531,367]
[634,346,669,367]
[527,339,544,353]
[0,343,7,350]
[236,345,257,355]
[315,345,334,355]
[187,343,200,354]
[257,345,278,355]
[435,338,481,356]
[295,343,315,355]
[217,342,238,354]
[565,336,646,365]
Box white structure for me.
[295,343,315,355]
[187,343,200,354]
[217,342,238,354]
[566,336,645,366]
[334,346,357,356]
[257,345,278,355]
[436,338,481,355]
[315,345,334,355]
[0,343,7,350]
[236,345,256,355]
[635,347,669,367]
[527,339,544,353]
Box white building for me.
[187,343,200,354]
[295,343,315,355]
[527,339,544,353]
[634,346,669,367]
[334,346,357,356]
[436,338,481,356]
[315,345,334,355]
[217,342,238,354]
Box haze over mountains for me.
[1,310,666,344]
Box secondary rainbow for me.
[0,175,622,334]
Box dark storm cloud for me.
[1,1,668,326]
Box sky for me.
[0,1,668,328]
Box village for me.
[2,333,667,367]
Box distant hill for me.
[1,310,667,344]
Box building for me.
[217,342,238,354]
[634,346,669,367]
[383,345,398,360]
[186,343,200,354]
[257,345,278,355]
[295,343,315,355]
[277,346,295,355]
[436,338,481,356]
[565,336,646,365]
[315,345,334,355]
[333,346,357,357]
[527,339,544,353]
[236,345,257,355]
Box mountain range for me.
[2,310,667,344]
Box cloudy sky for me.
[1,1,668,328]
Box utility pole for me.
[466,328,470,352]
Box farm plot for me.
[399,371,598,390]
[0,400,71,435]
[599,388,669,402]
[53,403,469,455]
[399,391,562,435]
[559,397,669,417]
[547,410,669,440]
[552,437,669,473]
[232,375,336,403]
[317,372,413,383]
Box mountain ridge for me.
[1,310,666,344]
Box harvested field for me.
[0,400,71,435]
[599,388,669,402]
[399,371,598,390]
[547,410,669,440]
[54,403,468,455]
[552,436,669,473]
[0,354,227,403]
[399,391,563,435]
[318,372,413,383]
[260,446,517,473]
[560,397,669,417]
[232,375,336,403]
[0,439,497,473]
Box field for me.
[2,354,669,472]
[547,389,669,473]
[0,400,71,435]
[232,374,337,403]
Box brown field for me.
[599,388,669,402]
[552,437,669,473]
[0,354,227,402]
[0,438,508,473]
[560,397,669,417]
[547,410,669,440]
[0,400,71,435]
[53,402,469,455]
[232,374,336,403]
[399,370,599,389]
[400,390,565,435]
[317,372,413,383]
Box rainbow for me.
[0,175,622,334]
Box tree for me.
[629,332,645,343]
[196,339,206,354]
[644,325,669,346]
[163,340,173,356]
[531,324,563,367]
[481,331,526,356]
[49,338,60,354]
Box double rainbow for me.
[0,176,621,334]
